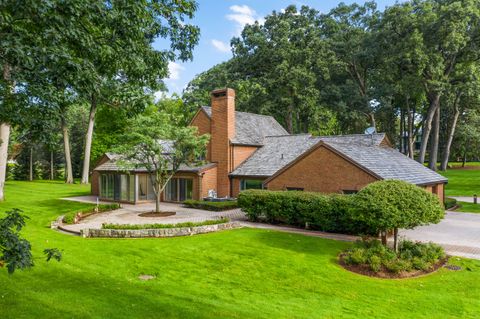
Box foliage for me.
[237,190,372,235]
[183,200,238,211]
[62,203,120,225]
[1,181,480,318]
[0,208,60,274]
[353,180,445,245]
[343,239,446,274]
[114,111,209,212]
[102,218,230,230]
[444,197,458,210]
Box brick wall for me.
[210,88,235,197]
[266,145,378,193]
[233,145,258,169]
[200,166,217,198]
[190,110,212,161]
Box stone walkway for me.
[60,196,246,234]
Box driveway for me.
[401,211,480,259]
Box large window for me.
[165,178,193,202]
[99,173,135,202]
[138,175,155,201]
[240,179,264,191]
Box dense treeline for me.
[1,0,480,196]
[0,0,200,199]
[183,0,480,171]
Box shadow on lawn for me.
[248,228,349,257]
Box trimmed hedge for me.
[102,218,230,230]
[444,197,457,210]
[238,190,373,235]
[183,199,238,211]
[63,203,120,224]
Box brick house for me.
[91,88,447,203]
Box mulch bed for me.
[338,254,448,279]
[139,211,176,217]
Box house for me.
[91,88,447,203]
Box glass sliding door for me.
[99,173,135,203]
[165,178,193,202]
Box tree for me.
[78,0,201,184]
[379,0,480,167]
[115,111,209,213]
[231,5,331,133]
[353,180,444,251]
[0,208,61,274]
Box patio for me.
[59,196,246,234]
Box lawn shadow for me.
[247,228,350,257]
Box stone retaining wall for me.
[81,222,241,238]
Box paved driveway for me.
[401,211,480,259]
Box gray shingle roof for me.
[230,134,320,177]
[94,157,216,173]
[201,106,288,145]
[323,141,447,185]
[231,133,446,186]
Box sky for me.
[155,0,399,97]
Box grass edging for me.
[62,203,120,224]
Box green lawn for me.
[1,181,480,318]
[440,169,480,197]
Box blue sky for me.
[156,0,398,97]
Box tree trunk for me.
[380,231,387,246]
[369,112,376,130]
[155,190,161,213]
[81,94,97,184]
[428,107,440,171]
[61,117,74,184]
[286,103,293,134]
[393,228,399,252]
[399,109,404,153]
[462,143,468,167]
[440,95,461,171]
[29,147,33,181]
[418,93,440,164]
[50,151,54,180]
[0,123,11,201]
[0,63,12,201]
[407,108,415,159]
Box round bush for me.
[352,180,445,244]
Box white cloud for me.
[226,5,263,35]
[167,61,184,81]
[211,39,230,53]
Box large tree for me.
[115,111,209,213]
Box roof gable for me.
[200,106,288,145]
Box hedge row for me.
[183,200,238,211]
[63,203,120,224]
[237,190,373,235]
[102,218,230,230]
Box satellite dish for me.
[364,127,376,135]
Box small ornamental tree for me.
[115,111,209,213]
[0,208,61,274]
[353,180,444,251]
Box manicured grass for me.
[439,169,480,196]
[454,201,480,213]
[1,181,480,318]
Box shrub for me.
[102,218,230,230]
[237,190,373,235]
[183,200,238,211]
[352,180,445,249]
[63,203,120,224]
[444,197,457,210]
[342,239,445,274]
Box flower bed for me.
[340,239,447,278]
[63,203,120,224]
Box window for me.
[99,173,135,202]
[240,179,264,191]
[165,178,193,202]
[286,187,304,191]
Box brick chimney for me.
[210,88,235,197]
